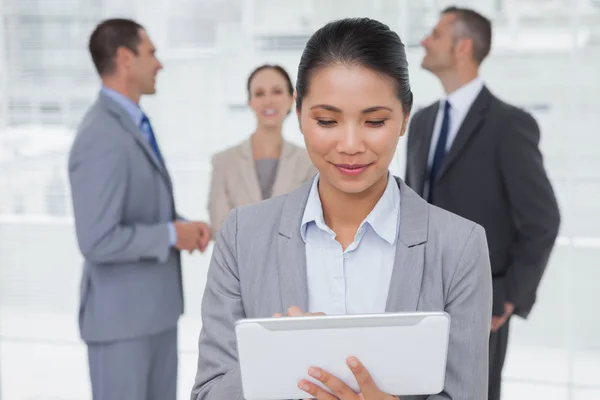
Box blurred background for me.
[0,0,599,398]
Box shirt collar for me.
[101,86,144,128]
[300,172,400,245]
[301,174,330,240]
[444,76,484,115]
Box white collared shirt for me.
[427,76,485,167]
[300,173,400,315]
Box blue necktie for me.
[140,114,163,163]
[427,100,451,203]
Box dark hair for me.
[88,18,144,76]
[442,6,492,64]
[296,18,413,114]
[247,65,294,99]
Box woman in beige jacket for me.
[208,64,316,232]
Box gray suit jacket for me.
[405,86,560,318]
[68,91,183,343]
[191,177,493,400]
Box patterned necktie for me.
[427,100,451,203]
[140,114,163,164]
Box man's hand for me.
[298,356,399,400]
[491,302,514,332]
[174,221,212,253]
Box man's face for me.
[420,13,459,74]
[125,28,163,95]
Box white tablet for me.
[235,311,450,400]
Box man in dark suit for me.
[68,19,212,400]
[405,6,561,400]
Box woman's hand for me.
[271,309,396,399]
[298,356,399,400]
[272,305,325,318]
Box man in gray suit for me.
[405,7,561,400]
[68,18,212,400]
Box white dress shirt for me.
[427,76,485,168]
[300,172,400,315]
[423,76,484,199]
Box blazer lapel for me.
[274,177,428,313]
[237,140,263,203]
[99,94,173,190]
[385,178,428,312]
[276,180,312,312]
[413,104,438,195]
[436,86,491,182]
[271,140,296,197]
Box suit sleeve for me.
[191,209,245,400]
[498,110,561,315]
[207,154,233,234]
[429,224,493,400]
[68,143,171,265]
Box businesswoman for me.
[192,18,492,400]
[207,64,317,232]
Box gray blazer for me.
[191,177,493,400]
[68,91,183,343]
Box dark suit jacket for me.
[405,86,561,318]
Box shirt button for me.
[343,254,349,259]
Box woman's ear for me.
[285,90,295,115]
[297,113,303,133]
[294,92,302,129]
[399,115,409,137]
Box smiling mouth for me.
[334,163,372,176]
[262,108,277,117]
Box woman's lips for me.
[262,108,277,117]
[335,163,371,176]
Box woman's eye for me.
[317,120,336,127]
[367,120,386,127]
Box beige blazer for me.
[208,138,317,232]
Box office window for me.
[167,18,218,49]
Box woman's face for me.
[297,64,408,197]
[248,68,294,129]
